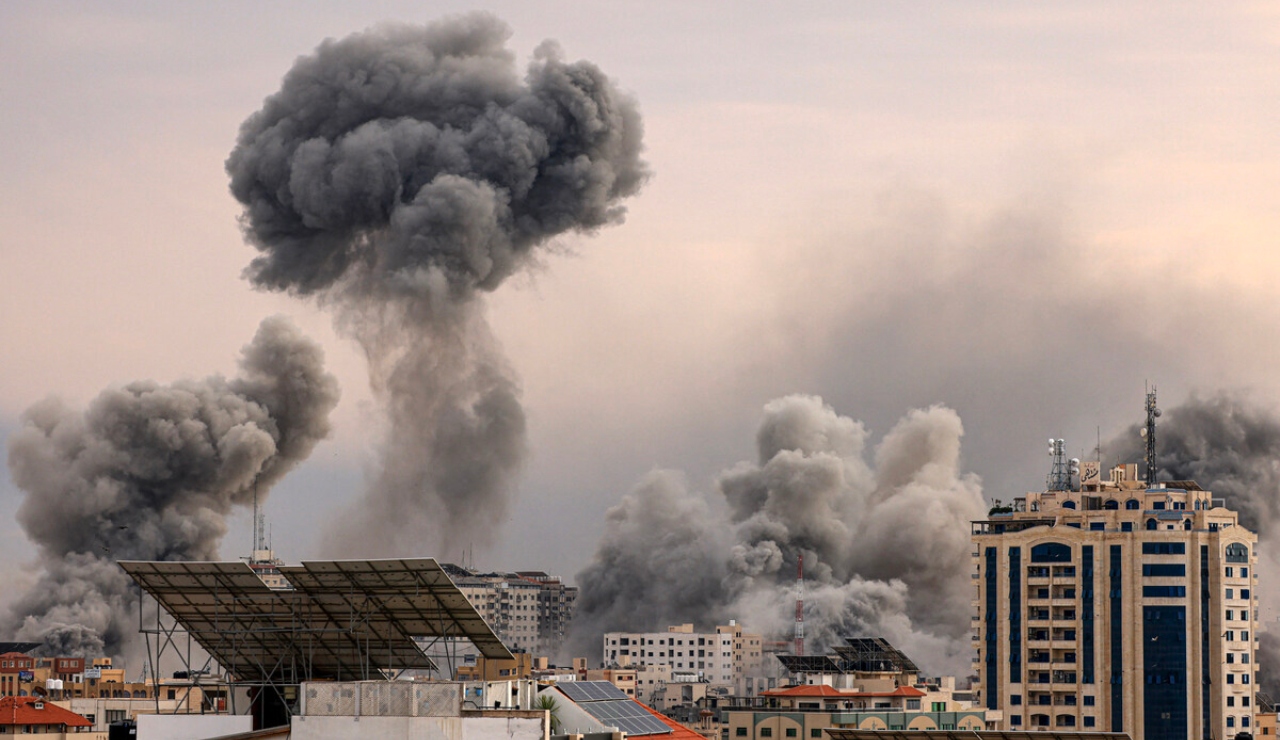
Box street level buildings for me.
[972,462,1258,740]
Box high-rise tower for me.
[972,445,1257,740]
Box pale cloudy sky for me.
[3,2,1280,583]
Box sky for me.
[4,1,1280,595]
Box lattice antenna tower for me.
[794,553,805,656]
[1142,386,1161,486]
[1046,439,1081,491]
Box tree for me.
[536,693,562,734]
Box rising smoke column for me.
[1103,392,1280,697]
[572,395,985,675]
[4,317,339,656]
[226,13,647,556]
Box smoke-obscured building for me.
[973,462,1258,740]
[443,564,578,658]
[602,622,764,695]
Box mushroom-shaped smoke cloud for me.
[226,12,648,556]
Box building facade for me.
[444,565,578,658]
[722,685,988,739]
[602,622,764,695]
[972,463,1258,740]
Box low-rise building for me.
[603,622,764,696]
[0,696,94,737]
[722,685,988,738]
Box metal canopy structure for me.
[776,654,845,674]
[120,557,512,686]
[833,637,920,674]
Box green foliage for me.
[536,693,562,734]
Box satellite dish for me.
[1140,428,1148,437]
[1070,458,1080,465]
[1154,409,1162,417]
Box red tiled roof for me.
[0,696,93,727]
[638,701,709,740]
[761,685,926,699]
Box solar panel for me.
[558,680,630,703]
[578,699,671,736]
[120,557,512,683]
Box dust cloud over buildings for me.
[571,395,985,675]
[3,318,338,657]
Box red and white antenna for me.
[794,553,805,656]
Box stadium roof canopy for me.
[119,558,511,683]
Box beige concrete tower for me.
[972,462,1258,740]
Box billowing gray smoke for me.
[4,317,339,656]
[571,395,986,675]
[1103,392,1280,698]
[226,13,647,556]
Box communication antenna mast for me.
[1142,386,1161,486]
[794,554,805,656]
[252,481,261,555]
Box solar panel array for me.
[557,681,630,702]
[119,558,512,683]
[557,681,671,737]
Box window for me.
[1143,586,1186,597]
[1228,697,1235,707]
[1226,567,1234,577]
[786,729,797,738]
[737,729,748,737]
[1242,567,1248,578]
[1031,543,1072,563]
[1228,654,1235,663]
[1083,696,1095,706]
[1146,519,1157,530]
[1084,717,1096,728]
[761,729,773,738]
[1227,674,1235,684]
[1242,589,1251,599]
[810,731,822,738]
[1227,588,1234,598]
[1126,499,1140,509]
[1010,716,1022,726]
[906,699,920,710]
[1142,542,1186,554]
[1121,522,1133,532]
[1227,610,1234,621]
[1143,564,1186,577]
[1011,695,1022,706]
[1226,543,1248,562]
[1228,717,1236,728]
[1090,523,1105,531]
[1225,631,1235,641]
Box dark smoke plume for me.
[1103,392,1280,697]
[4,317,339,656]
[571,395,985,675]
[226,13,647,556]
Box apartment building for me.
[973,461,1258,740]
[602,622,764,695]
[444,564,578,658]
